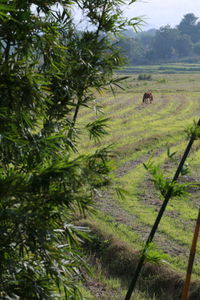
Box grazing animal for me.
[142,91,153,104]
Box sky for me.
[123,0,200,30]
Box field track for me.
[79,74,200,299]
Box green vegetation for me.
[137,74,152,80]
[0,1,142,299]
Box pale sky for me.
[123,0,200,30]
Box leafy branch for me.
[144,160,188,197]
[86,117,110,142]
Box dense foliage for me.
[117,13,200,64]
[0,0,140,299]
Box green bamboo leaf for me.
[86,117,110,141]
[115,187,130,200]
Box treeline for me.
[116,13,200,65]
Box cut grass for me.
[77,72,200,298]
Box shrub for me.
[137,74,152,80]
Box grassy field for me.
[78,72,200,299]
[117,63,200,74]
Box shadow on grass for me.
[82,221,200,300]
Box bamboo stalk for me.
[124,119,200,300]
[181,208,200,300]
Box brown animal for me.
[142,91,153,104]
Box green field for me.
[118,63,200,74]
[78,72,200,299]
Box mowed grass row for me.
[77,74,200,298]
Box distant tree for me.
[152,26,179,60]
[0,0,141,299]
[174,34,192,57]
[136,29,156,49]
[177,13,200,42]
[116,36,145,65]
[193,42,200,55]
